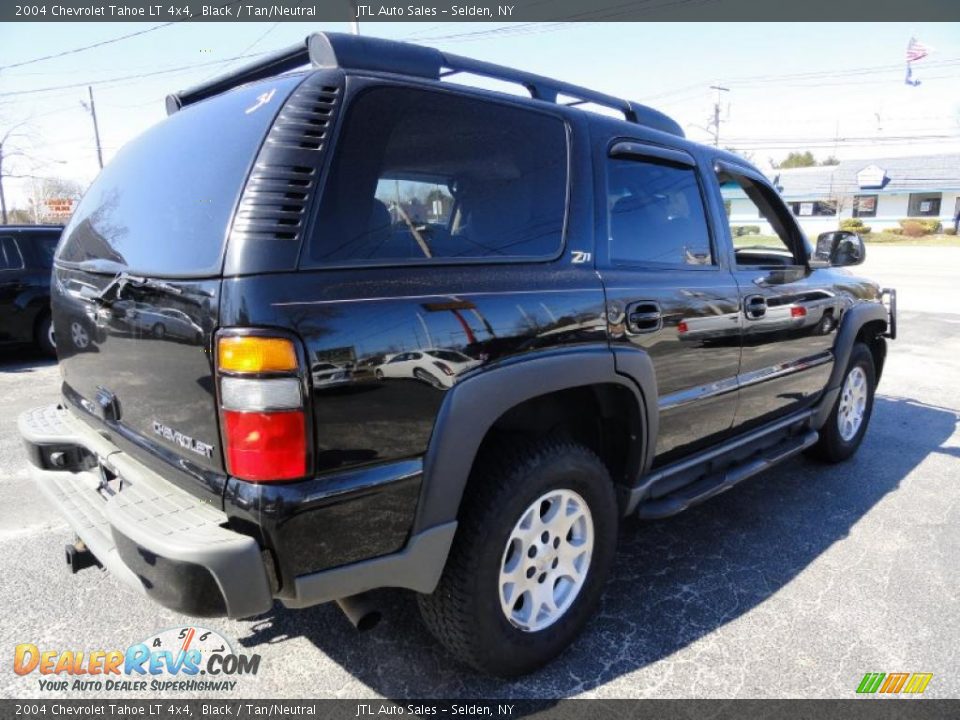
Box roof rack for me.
[166,32,684,138]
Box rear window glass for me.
[57,75,302,277]
[306,87,568,265]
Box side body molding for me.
[414,345,658,532]
[812,301,888,430]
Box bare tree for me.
[0,121,33,224]
[28,176,85,224]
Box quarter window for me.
[0,237,24,270]
[606,158,713,266]
[307,87,568,265]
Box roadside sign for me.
[44,198,75,217]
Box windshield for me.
[56,75,302,278]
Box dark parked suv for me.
[0,224,62,357]
[20,33,896,676]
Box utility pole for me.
[84,86,104,170]
[708,85,729,147]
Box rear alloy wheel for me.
[498,489,594,632]
[418,439,618,676]
[70,321,90,350]
[808,341,876,463]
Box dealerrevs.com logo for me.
[14,627,261,693]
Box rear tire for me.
[36,313,56,358]
[808,342,876,463]
[418,438,618,676]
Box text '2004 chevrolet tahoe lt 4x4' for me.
[20,32,896,677]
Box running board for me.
[633,430,818,520]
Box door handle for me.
[625,301,662,334]
[744,295,767,320]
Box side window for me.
[717,169,801,267]
[0,237,24,270]
[607,158,713,267]
[308,87,568,265]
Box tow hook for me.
[65,539,100,574]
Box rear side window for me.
[607,158,713,266]
[0,237,24,270]
[307,87,568,265]
[57,75,302,277]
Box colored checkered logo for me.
[857,672,933,694]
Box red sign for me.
[44,198,75,216]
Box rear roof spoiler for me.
[166,32,683,138]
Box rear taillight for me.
[216,335,307,482]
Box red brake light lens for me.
[791,306,807,318]
[222,410,306,482]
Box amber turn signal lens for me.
[218,336,298,373]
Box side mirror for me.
[814,231,865,267]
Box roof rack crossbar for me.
[166,32,683,137]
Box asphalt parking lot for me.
[1,245,958,699]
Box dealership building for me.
[727,153,960,236]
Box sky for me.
[1,21,958,210]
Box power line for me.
[0,23,176,71]
[0,0,244,72]
[0,51,268,98]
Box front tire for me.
[809,342,876,463]
[418,439,618,676]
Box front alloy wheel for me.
[837,366,868,441]
[808,341,876,463]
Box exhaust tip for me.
[336,593,382,632]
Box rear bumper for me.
[19,404,457,618]
[19,405,273,619]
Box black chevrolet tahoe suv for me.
[20,33,896,676]
[0,224,63,357]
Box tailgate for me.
[47,74,307,501]
[53,267,226,483]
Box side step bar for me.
[633,429,818,519]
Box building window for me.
[788,201,836,217]
[907,192,941,217]
[853,195,878,218]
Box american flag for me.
[906,37,929,63]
